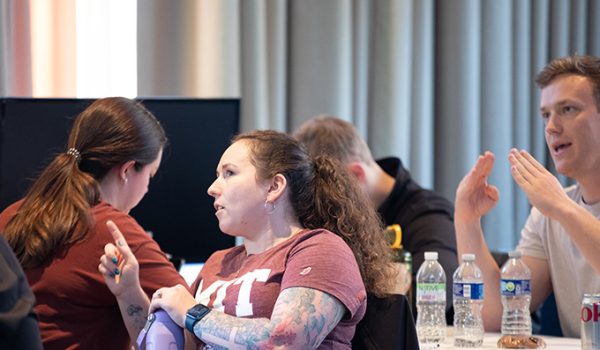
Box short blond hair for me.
[293,115,375,165]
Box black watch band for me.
[185,303,211,333]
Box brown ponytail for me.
[4,97,166,269]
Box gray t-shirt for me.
[517,184,600,338]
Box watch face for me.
[186,304,211,333]
[188,304,210,318]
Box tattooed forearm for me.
[192,287,345,349]
[127,304,147,330]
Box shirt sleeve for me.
[516,207,548,260]
[280,232,366,318]
[110,214,189,295]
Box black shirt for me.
[377,157,458,323]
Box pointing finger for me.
[107,220,128,247]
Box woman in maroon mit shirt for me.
[101,130,403,349]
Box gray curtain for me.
[0,0,32,96]
[2,0,600,251]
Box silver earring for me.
[264,201,275,214]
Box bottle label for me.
[416,283,446,301]
[500,279,531,296]
[453,282,484,300]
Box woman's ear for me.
[118,160,136,183]
[266,174,287,202]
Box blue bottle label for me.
[453,282,484,300]
[500,279,531,296]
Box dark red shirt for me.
[0,201,186,350]
[192,229,366,349]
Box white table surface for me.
[421,327,580,349]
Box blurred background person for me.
[0,97,186,349]
[293,115,457,322]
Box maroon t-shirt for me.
[0,201,187,350]
[191,228,367,349]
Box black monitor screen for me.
[0,98,238,262]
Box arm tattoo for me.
[126,304,147,330]
[193,287,345,349]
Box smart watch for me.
[185,303,211,333]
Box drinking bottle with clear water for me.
[500,251,532,336]
[453,253,484,347]
[416,251,447,348]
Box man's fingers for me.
[484,184,500,202]
[481,151,495,176]
[511,164,530,189]
[511,150,537,177]
[519,149,546,173]
[472,152,495,178]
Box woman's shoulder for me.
[92,201,141,225]
[0,200,23,229]
[91,202,149,244]
[293,228,348,247]
[283,228,355,260]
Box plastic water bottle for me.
[500,251,532,336]
[136,309,184,350]
[416,251,447,348]
[453,253,484,347]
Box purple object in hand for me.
[136,309,184,350]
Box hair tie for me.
[66,148,81,163]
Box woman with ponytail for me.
[0,97,186,350]
[100,130,400,349]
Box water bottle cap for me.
[461,253,475,261]
[424,251,438,260]
[508,250,522,258]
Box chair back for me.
[351,293,420,350]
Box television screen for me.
[0,98,238,262]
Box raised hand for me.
[455,151,500,224]
[509,148,569,219]
[98,220,141,297]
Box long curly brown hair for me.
[234,130,396,297]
